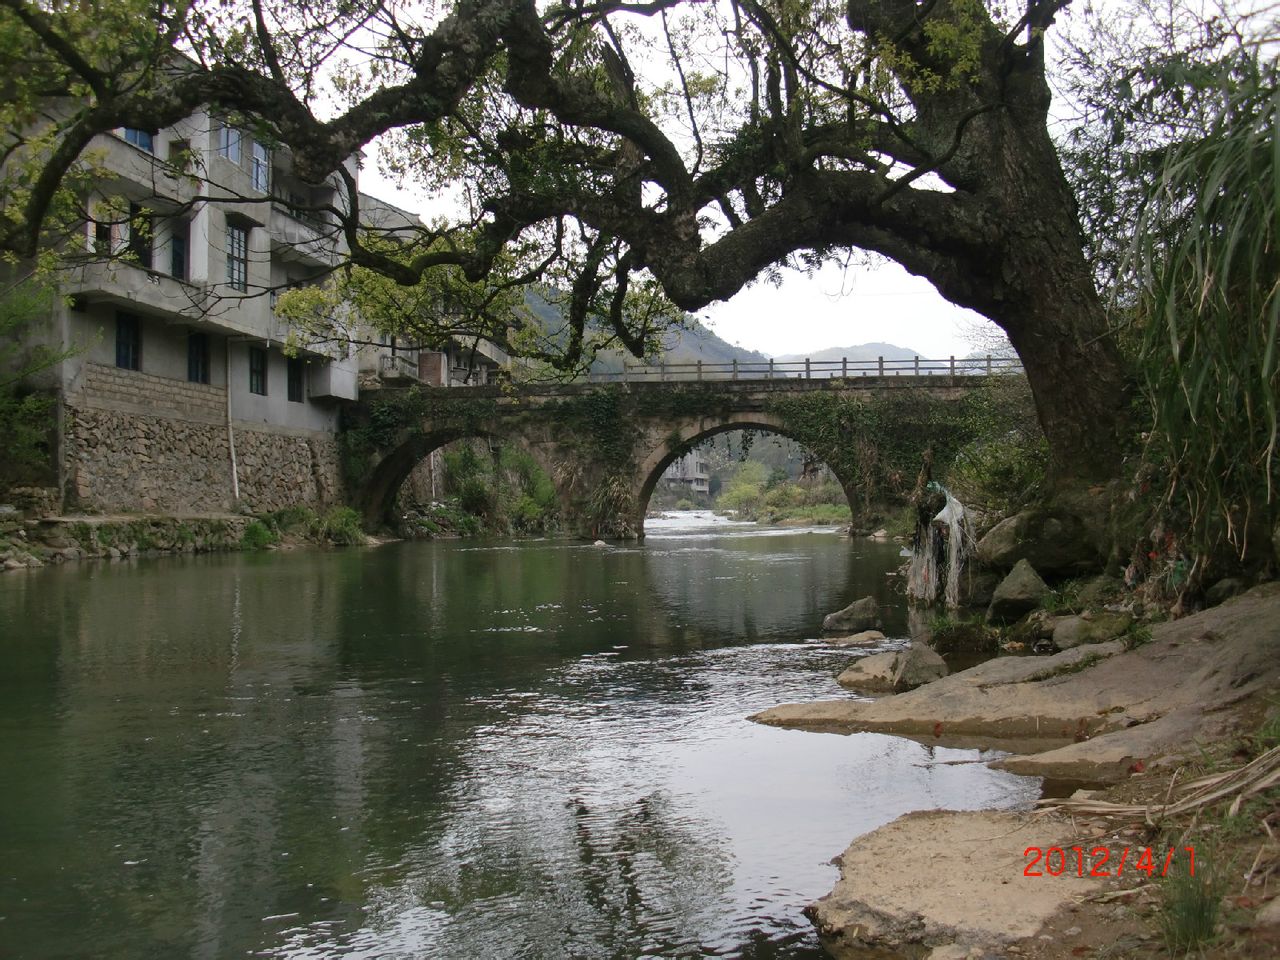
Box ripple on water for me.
[306,642,1041,959]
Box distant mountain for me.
[773,342,926,363]
[518,288,768,374]
[592,320,768,374]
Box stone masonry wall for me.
[65,364,345,514]
[234,427,344,513]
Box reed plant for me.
[1127,53,1279,566]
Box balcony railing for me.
[379,353,421,382]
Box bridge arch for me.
[356,426,498,526]
[633,414,860,538]
[357,425,573,528]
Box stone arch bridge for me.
[346,372,1003,538]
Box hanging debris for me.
[907,481,976,607]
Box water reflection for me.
[0,518,1036,959]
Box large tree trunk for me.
[919,64,1134,482]
[1003,285,1132,482]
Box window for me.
[187,332,210,384]
[217,124,241,164]
[250,141,270,192]
[93,218,112,255]
[167,139,193,175]
[127,202,152,270]
[169,221,188,281]
[123,128,154,152]
[226,223,248,292]
[249,347,267,395]
[287,356,304,403]
[115,313,141,371]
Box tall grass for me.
[1127,55,1279,563]
[1158,859,1220,955]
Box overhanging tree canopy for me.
[0,0,1132,478]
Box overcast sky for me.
[367,166,999,360]
[698,260,998,359]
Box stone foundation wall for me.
[64,403,235,512]
[64,364,345,514]
[234,427,344,513]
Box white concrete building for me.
[352,195,512,392]
[22,112,468,514]
[662,449,710,495]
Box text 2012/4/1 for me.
[1024,846,1196,878]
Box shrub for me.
[946,432,1049,518]
[241,520,278,550]
[265,505,316,534]
[309,507,365,545]
[929,613,998,653]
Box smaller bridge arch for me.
[355,426,497,526]
[632,414,860,538]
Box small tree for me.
[0,279,70,489]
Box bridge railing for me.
[584,355,1024,382]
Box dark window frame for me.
[217,124,242,164]
[127,202,152,270]
[286,356,305,403]
[250,141,270,192]
[169,221,189,281]
[93,219,112,255]
[187,332,210,385]
[115,313,141,371]
[248,346,268,396]
[226,222,248,292]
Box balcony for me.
[310,359,359,401]
[379,353,421,383]
[269,204,342,266]
[64,259,208,321]
[94,134,200,207]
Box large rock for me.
[892,642,948,690]
[754,583,1280,783]
[1204,577,1246,607]
[956,568,1001,608]
[976,507,1103,577]
[836,651,899,692]
[822,596,880,633]
[808,810,1104,958]
[1074,573,1123,609]
[987,559,1049,622]
[1052,611,1133,650]
[828,629,886,647]
[838,642,948,693]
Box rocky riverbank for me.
[758,584,1280,958]
[0,506,375,572]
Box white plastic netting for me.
[906,484,975,608]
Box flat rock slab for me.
[755,583,1280,783]
[809,809,1103,959]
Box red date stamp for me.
[1024,845,1196,878]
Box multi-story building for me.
[12,111,505,516]
[662,449,711,496]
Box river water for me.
[0,512,1038,960]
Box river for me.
[0,512,1038,959]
